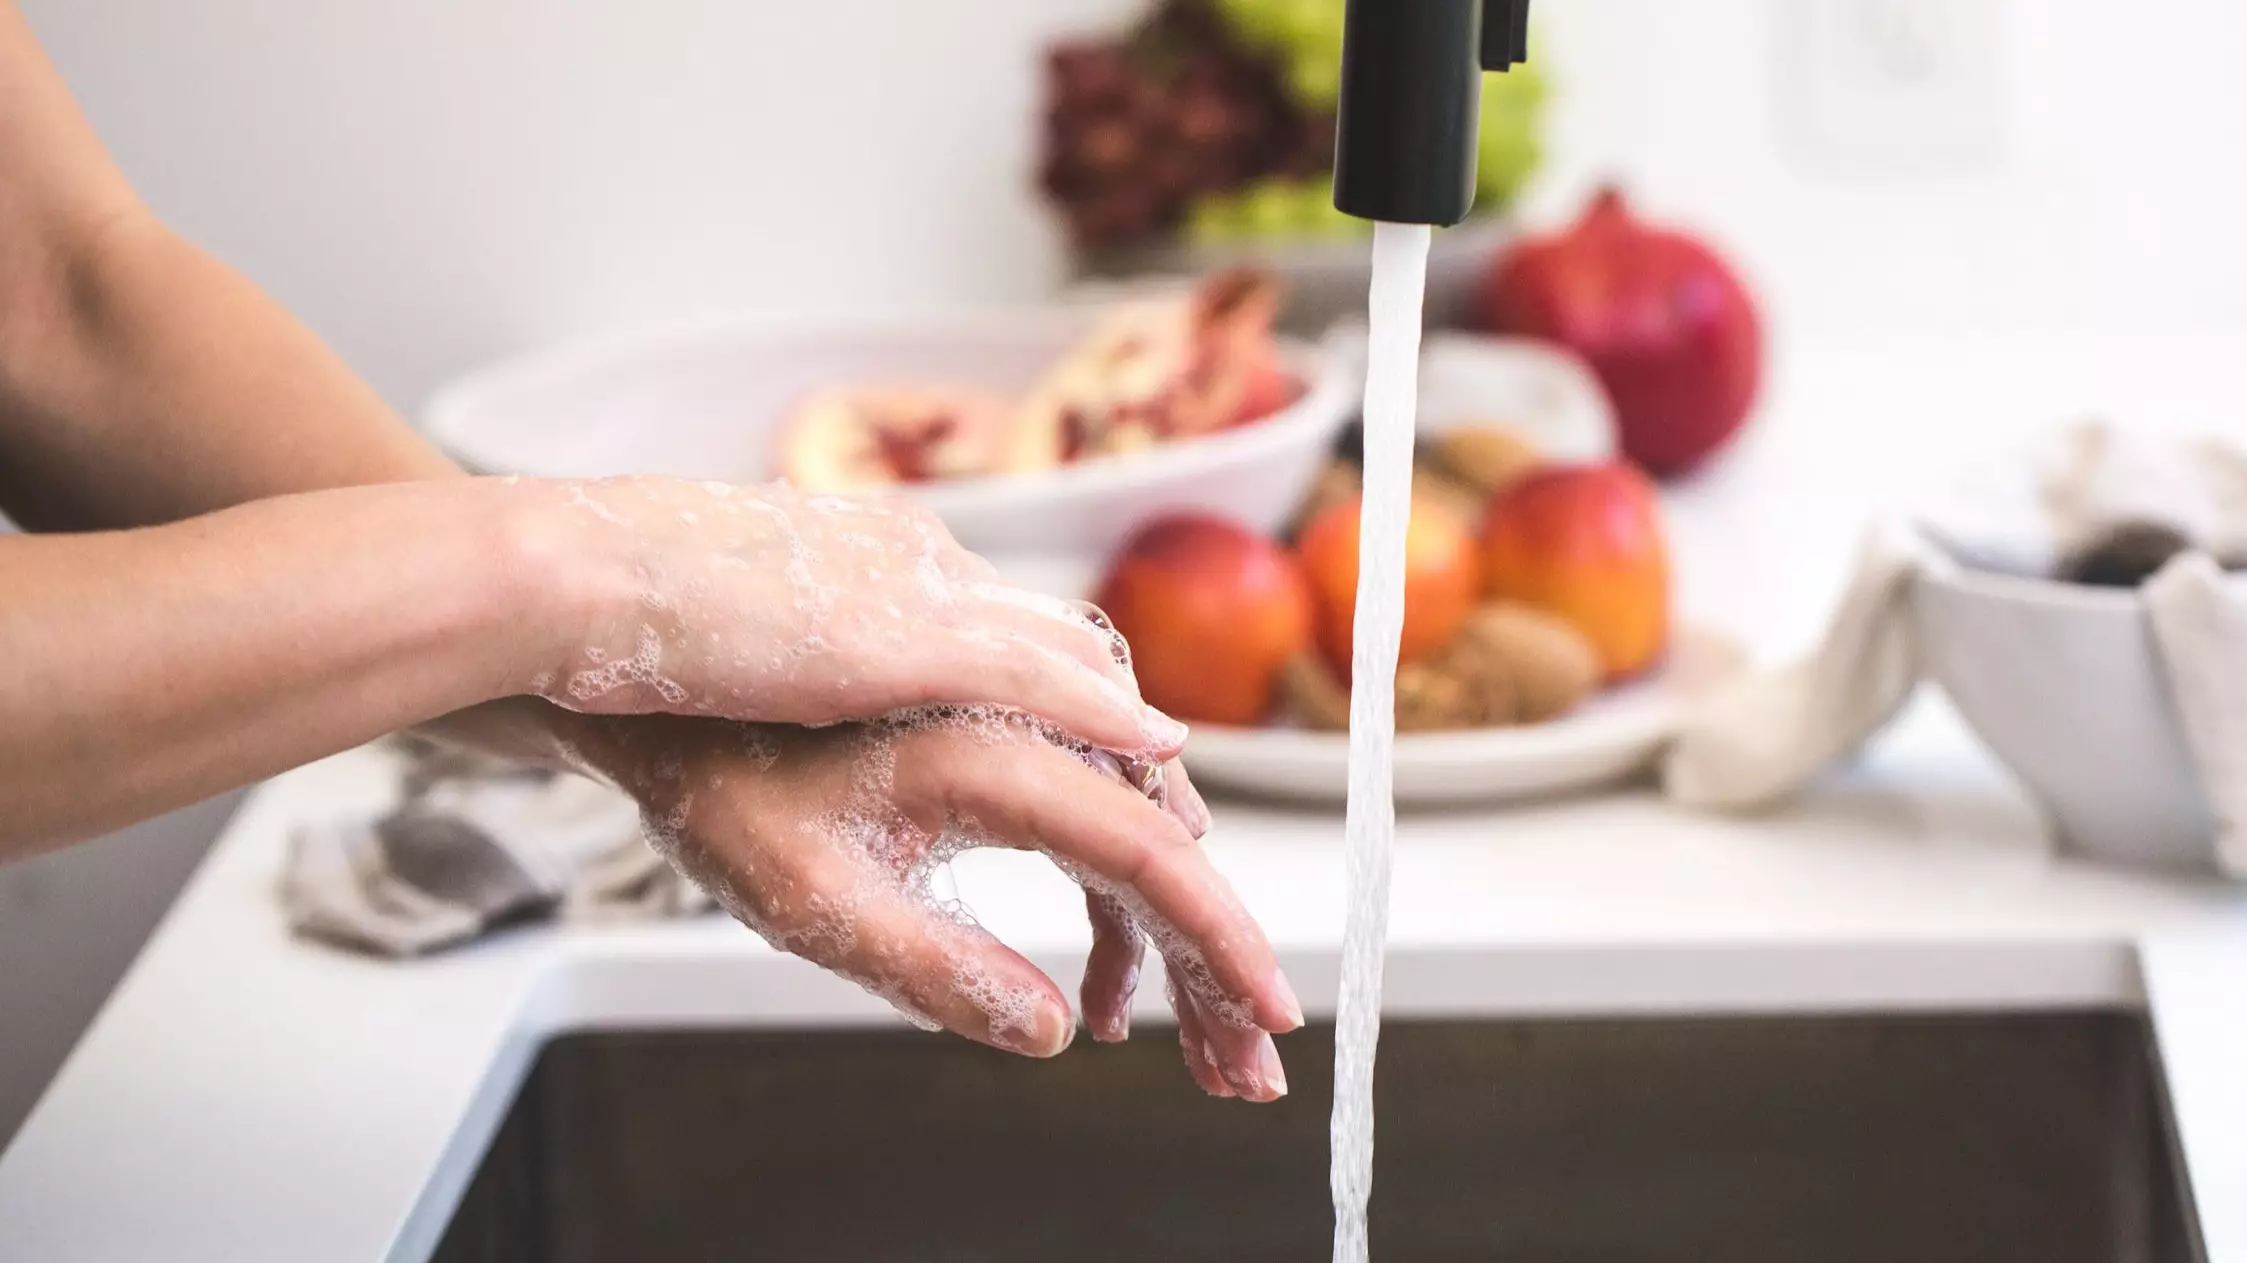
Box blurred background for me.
[21,0,2247,408]
[6,0,2246,1148]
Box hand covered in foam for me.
[581,709,1304,1101]
[518,477,1187,758]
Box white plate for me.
[1181,624,1744,807]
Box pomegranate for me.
[1006,268,1298,472]
[776,387,1012,491]
[1480,188,1763,479]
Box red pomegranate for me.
[1480,188,1764,479]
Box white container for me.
[423,311,1359,597]
[1913,564,2241,873]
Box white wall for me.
[22,0,1142,412]
[23,0,2247,425]
[1526,0,2247,342]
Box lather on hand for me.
[574,711,1302,1100]
[514,475,1189,760]
[0,0,1296,1101]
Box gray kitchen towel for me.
[282,741,710,956]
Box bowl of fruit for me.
[425,270,1357,597]
[1091,393,1743,806]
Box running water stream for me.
[1328,221,1433,1264]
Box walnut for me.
[1280,653,1352,732]
[1397,662,1482,731]
[1278,602,1598,735]
[1429,426,1542,496]
[1450,602,1600,723]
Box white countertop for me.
[5,705,2246,1260]
[5,330,2247,1259]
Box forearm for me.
[0,479,577,856]
[0,1,453,531]
[0,208,455,531]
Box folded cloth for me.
[1662,420,2247,873]
[1661,517,1934,813]
[283,741,710,957]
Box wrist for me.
[482,477,631,697]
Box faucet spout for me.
[1331,0,1531,228]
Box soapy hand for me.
[520,476,1186,759]
[583,711,1302,1101]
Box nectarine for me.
[1295,493,1480,680]
[1094,515,1313,726]
[1480,463,1671,680]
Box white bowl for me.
[1913,563,2242,873]
[423,311,1358,597]
[1414,331,1616,461]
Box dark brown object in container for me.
[2059,521,2193,588]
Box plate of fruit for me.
[1093,424,1744,806]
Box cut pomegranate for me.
[1005,267,1297,472]
[776,387,1013,492]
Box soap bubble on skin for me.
[1046,846,1255,1033]
[565,482,632,528]
[913,555,952,607]
[738,728,781,772]
[563,624,690,707]
[882,708,1255,1045]
[525,477,1226,1046]
[617,702,1253,1072]
[546,474,1178,752]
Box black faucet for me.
[1332,0,1532,227]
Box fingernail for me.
[1018,1001,1075,1058]
[1184,1033,1232,1097]
[1206,1039,1247,1097]
[1143,707,1190,751]
[1176,779,1214,837]
[1273,969,1306,1030]
[1256,1035,1289,1098]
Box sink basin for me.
[435,1012,2197,1262]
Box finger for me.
[909,630,1186,758]
[1184,980,1288,1102]
[799,875,1078,1060]
[1081,889,1146,1043]
[944,549,1003,582]
[867,499,995,581]
[943,742,1300,1034]
[955,584,1140,695]
[1162,758,1213,838]
[1169,960,1234,1098]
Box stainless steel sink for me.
[434,1012,2197,1261]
